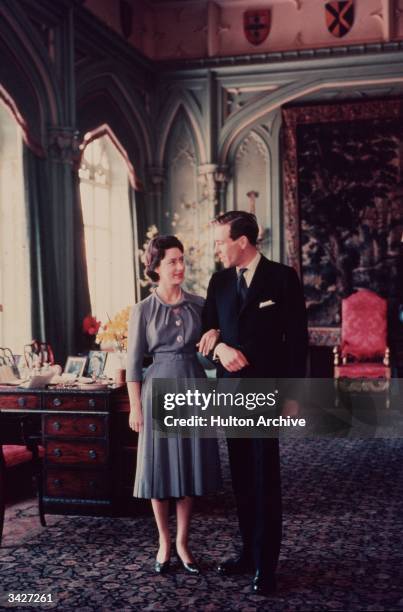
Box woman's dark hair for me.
[145,235,184,282]
[214,210,259,246]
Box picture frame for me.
[86,350,107,379]
[64,355,87,377]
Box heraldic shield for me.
[243,10,271,46]
[325,1,354,38]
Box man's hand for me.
[197,329,220,356]
[215,343,249,372]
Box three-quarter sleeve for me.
[126,302,148,382]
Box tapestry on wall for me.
[283,100,403,342]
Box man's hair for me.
[214,210,259,246]
[145,235,184,282]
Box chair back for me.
[340,289,387,361]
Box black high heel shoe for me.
[154,558,170,574]
[154,545,171,574]
[174,546,200,575]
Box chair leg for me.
[0,446,6,545]
[37,471,46,527]
[31,445,46,527]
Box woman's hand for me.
[197,329,220,356]
[129,406,143,432]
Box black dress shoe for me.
[251,570,276,596]
[175,547,200,575]
[154,559,170,574]
[217,555,254,576]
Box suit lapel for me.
[217,268,238,318]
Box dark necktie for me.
[237,268,248,309]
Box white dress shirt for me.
[236,251,261,288]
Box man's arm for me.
[201,273,248,371]
[201,274,219,333]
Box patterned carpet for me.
[1,438,403,611]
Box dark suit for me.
[202,255,308,576]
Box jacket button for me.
[176,335,183,342]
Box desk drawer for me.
[0,394,40,410]
[44,394,107,411]
[44,415,106,438]
[45,468,109,499]
[46,440,107,465]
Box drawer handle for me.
[88,423,97,432]
[53,448,62,457]
[53,421,61,431]
[88,449,97,460]
[53,478,62,487]
[88,399,96,408]
[53,398,62,407]
[18,397,26,408]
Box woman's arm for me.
[128,381,143,432]
[126,302,148,433]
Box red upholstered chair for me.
[0,419,46,545]
[333,289,391,406]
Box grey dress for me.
[126,289,222,499]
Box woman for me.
[127,235,221,575]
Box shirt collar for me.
[236,250,261,277]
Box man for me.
[200,211,308,595]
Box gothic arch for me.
[156,90,206,167]
[218,74,403,166]
[77,68,153,186]
[0,1,63,154]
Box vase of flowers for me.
[96,307,130,350]
[96,307,131,383]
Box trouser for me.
[227,436,282,576]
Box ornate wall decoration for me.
[222,86,278,122]
[164,112,214,295]
[283,99,403,343]
[233,131,271,256]
[48,127,80,164]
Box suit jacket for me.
[202,255,308,380]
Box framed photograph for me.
[64,356,87,377]
[86,350,107,378]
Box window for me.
[79,135,135,323]
[0,100,31,353]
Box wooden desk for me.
[0,386,145,518]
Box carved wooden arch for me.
[0,2,63,154]
[218,75,403,167]
[226,122,272,171]
[156,91,207,168]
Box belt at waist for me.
[153,352,198,362]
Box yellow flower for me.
[96,306,131,351]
